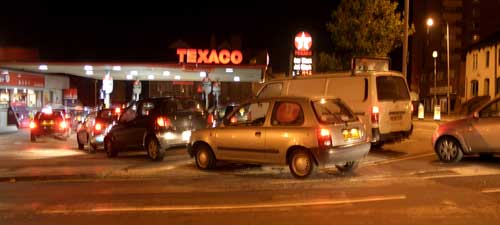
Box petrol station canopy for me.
[1,62,265,82]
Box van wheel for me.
[105,138,118,158]
[436,137,463,163]
[335,161,359,173]
[195,144,216,170]
[289,149,315,179]
[147,137,164,162]
[371,142,384,149]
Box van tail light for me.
[59,120,68,129]
[156,116,171,128]
[29,121,36,129]
[317,128,332,148]
[371,106,379,124]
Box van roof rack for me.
[351,56,390,75]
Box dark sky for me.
[0,2,405,72]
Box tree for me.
[327,0,412,69]
[316,52,343,72]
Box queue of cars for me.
[27,57,499,179]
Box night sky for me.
[0,2,405,73]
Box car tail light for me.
[207,114,214,125]
[115,108,121,114]
[95,123,102,131]
[60,121,68,129]
[317,128,332,148]
[29,121,36,129]
[156,116,171,128]
[371,106,379,124]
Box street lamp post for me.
[433,50,438,106]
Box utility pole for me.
[402,0,409,78]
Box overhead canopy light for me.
[126,74,133,80]
[84,65,93,71]
[38,65,48,71]
[163,71,170,76]
[199,71,207,78]
[112,66,121,71]
[233,76,240,82]
[174,75,181,80]
[85,70,94,75]
[148,75,155,80]
[225,68,234,73]
[130,70,138,76]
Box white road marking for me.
[42,194,406,214]
[481,188,500,193]
[360,153,436,168]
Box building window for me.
[473,34,480,41]
[498,49,500,66]
[496,78,500,95]
[485,79,490,96]
[471,80,479,97]
[473,53,479,70]
[486,51,490,68]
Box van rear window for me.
[376,76,410,101]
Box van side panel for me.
[286,79,326,97]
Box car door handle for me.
[255,131,261,137]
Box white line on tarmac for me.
[481,188,500,193]
[42,194,406,214]
[361,152,436,168]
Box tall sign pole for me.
[402,0,409,79]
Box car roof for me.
[249,96,341,102]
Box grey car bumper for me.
[312,142,370,167]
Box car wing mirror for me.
[473,112,479,119]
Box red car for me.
[30,109,70,142]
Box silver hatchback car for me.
[188,96,370,178]
[432,97,500,162]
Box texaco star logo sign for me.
[294,32,312,51]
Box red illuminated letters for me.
[177,48,243,65]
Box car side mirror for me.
[473,112,479,119]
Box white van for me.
[256,60,413,148]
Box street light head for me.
[432,51,438,58]
[426,18,434,27]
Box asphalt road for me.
[1,121,500,224]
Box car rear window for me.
[98,109,115,120]
[38,112,62,120]
[376,76,410,101]
[312,99,357,124]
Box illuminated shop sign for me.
[176,48,243,65]
[293,31,313,76]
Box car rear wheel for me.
[105,138,118,158]
[335,161,359,173]
[195,144,216,170]
[436,137,463,163]
[289,149,315,179]
[147,137,164,162]
[77,135,84,150]
[87,135,96,154]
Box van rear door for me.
[375,75,412,134]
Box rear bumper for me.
[372,124,413,143]
[90,134,105,146]
[156,130,191,149]
[312,141,371,167]
[31,128,67,137]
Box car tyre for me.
[87,135,96,154]
[335,161,359,173]
[105,138,118,158]
[147,137,164,162]
[195,144,216,170]
[436,137,463,163]
[77,135,84,150]
[289,149,316,179]
[30,134,36,143]
[479,153,494,160]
